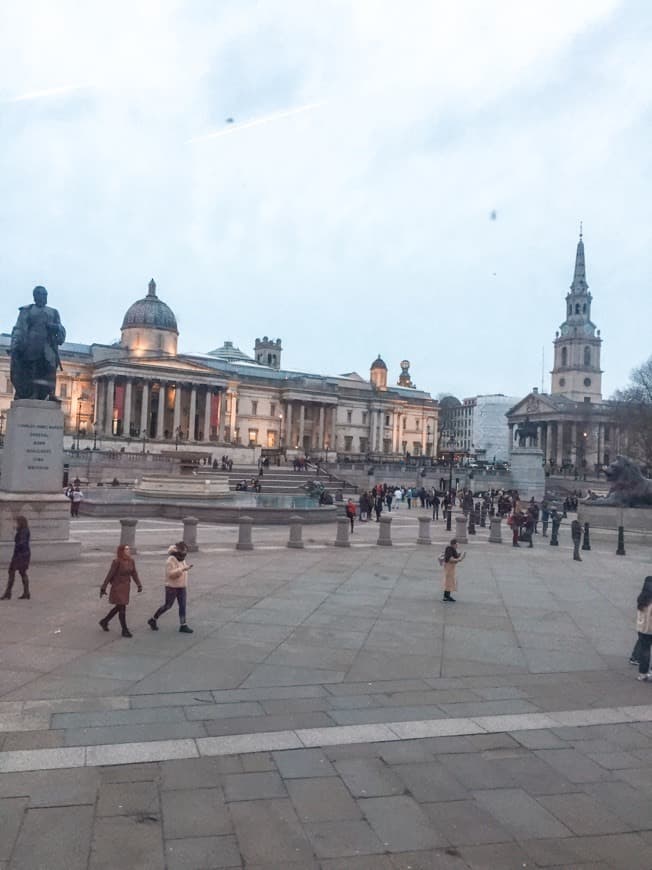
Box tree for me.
[612,355,652,470]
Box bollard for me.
[334,516,350,548]
[488,516,502,544]
[287,515,305,549]
[616,525,626,556]
[417,515,432,545]
[474,504,481,526]
[182,516,199,552]
[581,521,591,551]
[468,512,476,536]
[480,505,487,528]
[236,516,254,551]
[119,518,138,554]
[377,514,393,547]
[446,509,452,532]
[455,514,468,544]
[550,518,560,546]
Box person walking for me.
[70,485,84,517]
[541,504,550,537]
[99,544,142,637]
[630,577,652,666]
[345,498,356,533]
[432,493,440,521]
[571,518,582,561]
[634,577,652,681]
[442,538,465,602]
[148,542,194,633]
[1,515,31,600]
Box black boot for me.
[1,573,15,600]
[18,575,30,600]
[118,608,132,638]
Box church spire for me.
[570,226,588,294]
[147,278,157,298]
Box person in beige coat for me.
[442,538,465,602]
[148,542,194,633]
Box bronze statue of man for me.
[9,286,66,400]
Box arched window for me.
[582,303,587,313]
[568,304,572,317]
[561,347,568,367]
[575,304,580,314]
[583,346,591,366]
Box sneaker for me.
[179,624,194,634]
[629,658,639,665]
[637,674,649,681]
[147,618,158,631]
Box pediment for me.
[506,393,561,419]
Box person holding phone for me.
[442,538,465,602]
[148,541,194,633]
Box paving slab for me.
[286,776,362,822]
[9,805,94,870]
[161,787,232,838]
[164,835,242,870]
[472,787,572,839]
[89,815,165,870]
[360,794,444,851]
[228,798,315,865]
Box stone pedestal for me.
[455,515,468,544]
[182,516,199,552]
[377,514,392,546]
[334,516,350,548]
[119,518,138,553]
[0,400,81,563]
[287,515,305,549]
[509,447,545,501]
[489,516,502,543]
[236,516,254,550]
[416,516,431,545]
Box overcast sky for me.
[1,0,650,400]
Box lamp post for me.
[75,397,83,452]
[0,411,5,447]
[175,426,182,451]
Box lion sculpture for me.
[589,456,652,507]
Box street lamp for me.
[75,397,83,451]
[0,411,5,447]
[278,414,283,448]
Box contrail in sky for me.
[186,101,326,144]
[11,84,92,102]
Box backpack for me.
[437,552,445,566]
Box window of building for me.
[415,419,420,431]
[385,415,390,426]
[266,430,276,448]
[583,397,591,404]
[359,437,368,452]
[402,417,407,429]
[344,435,353,451]
[251,401,258,416]
[383,438,392,453]
[248,428,258,444]
[347,410,352,424]
[583,346,591,367]
[583,377,591,387]
[60,383,68,399]
[561,347,568,367]
[270,403,276,418]
[362,412,368,425]
[413,442,421,456]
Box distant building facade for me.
[438,394,519,462]
[0,280,438,459]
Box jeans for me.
[154,586,187,622]
[636,632,652,675]
[573,539,581,560]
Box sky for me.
[1,0,651,401]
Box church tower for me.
[550,229,602,402]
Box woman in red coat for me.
[99,544,142,637]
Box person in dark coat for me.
[571,519,582,561]
[1,515,31,600]
[99,544,142,637]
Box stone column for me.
[140,381,149,438]
[570,423,577,466]
[123,379,133,437]
[596,423,603,466]
[105,377,115,435]
[318,405,325,450]
[553,422,561,468]
[172,384,182,437]
[156,383,166,440]
[377,514,392,546]
[218,391,226,442]
[93,379,100,430]
[330,405,337,451]
[393,413,400,453]
[189,386,197,441]
[489,516,502,543]
[202,389,212,441]
[230,390,238,441]
[285,401,293,448]
[298,404,305,451]
[455,514,468,544]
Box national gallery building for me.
[0,281,438,459]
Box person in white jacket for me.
[635,576,652,681]
[148,542,194,634]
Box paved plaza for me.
[1,510,652,868]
